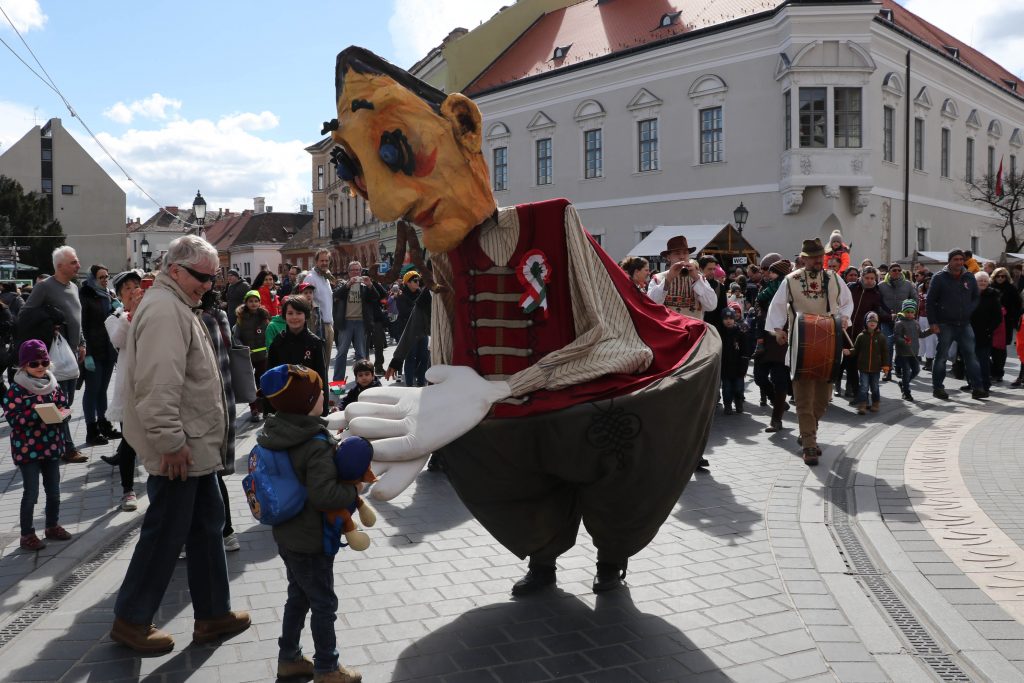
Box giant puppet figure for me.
[330,46,721,595]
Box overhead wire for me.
[0,4,203,230]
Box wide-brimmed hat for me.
[660,235,696,258]
[800,238,825,258]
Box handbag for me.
[229,345,258,404]
[49,333,80,382]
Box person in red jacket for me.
[252,271,279,317]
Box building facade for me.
[465,0,1024,264]
[0,118,126,273]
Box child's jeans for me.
[896,356,920,394]
[278,547,339,674]
[857,371,881,406]
[721,377,745,405]
[19,458,60,536]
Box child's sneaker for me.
[120,492,138,511]
[223,533,240,552]
[20,533,46,551]
[44,525,71,541]
[277,655,314,679]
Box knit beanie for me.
[865,311,879,324]
[829,230,843,247]
[948,249,966,262]
[901,298,918,313]
[759,252,782,270]
[402,270,420,285]
[720,306,737,321]
[244,290,261,302]
[260,365,323,415]
[770,259,793,277]
[19,339,49,367]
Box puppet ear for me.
[441,93,482,155]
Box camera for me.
[361,268,369,277]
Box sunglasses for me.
[177,264,216,283]
[27,360,50,369]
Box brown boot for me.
[802,447,820,466]
[314,665,363,682]
[870,401,880,413]
[110,617,174,653]
[856,403,866,415]
[192,610,251,644]
[277,655,315,679]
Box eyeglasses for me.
[27,360,50,369]
[177,264,216,283]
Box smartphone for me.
[361,268,369,276]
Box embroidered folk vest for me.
[663,275,702,318]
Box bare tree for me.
[963,169,1024,254]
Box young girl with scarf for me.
[2,340,73,550]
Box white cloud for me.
[388,0,510,68]
[102,93,183,125]
[77,112,307,223]
[0,0,47,33]
[898,0,1024,78]
[0,100,49,152]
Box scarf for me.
[13,368,58,396]
[85,274,111,300]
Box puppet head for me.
[327,46,496,254]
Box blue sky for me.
[1,0,1021,223]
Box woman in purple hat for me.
[2,339,73,550]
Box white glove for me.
[345,365,512,500]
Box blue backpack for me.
[242,434,328,526]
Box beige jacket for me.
[121,273,227,476]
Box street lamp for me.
[140,236,152,272]
[192,190,207,237]
[732,202,749,235]
[378,241,387,262]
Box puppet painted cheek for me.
[413,148,437,177]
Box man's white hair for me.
[166,235,219,271]
[52,245,77,269]
[348,260,362,269]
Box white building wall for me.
[473,3,1023,265]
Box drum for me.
[790,313,843,382]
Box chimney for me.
[300,204,308,213]
[254,196,266,214]
[266,205,273,213]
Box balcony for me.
[779,148,874,216]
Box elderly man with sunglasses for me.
[109,234,249,654]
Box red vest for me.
[447,198,707,418]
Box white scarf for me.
[13,368,58,396]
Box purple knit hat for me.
[19,339,49,367]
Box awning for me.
[627,225,757,261]
[914,251,991,265]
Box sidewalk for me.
[2,349,1024,681]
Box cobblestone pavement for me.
[2,350,1024,681]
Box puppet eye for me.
[379,130,415,175]
[379,142,400,169]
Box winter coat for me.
[390,288,433,371]
[926,268,979,327]
[265,315,286,349]
[850,329,889,373]
[971,287,1003,348]
[893,314,932,357]
[234,305,271,363]
[224,279,251,314]
[258,412,357,555]
[878,275,916,321]
[340,376,382,410]
[104,309,131,422]
[0,291,22,317]
[267,326,329,416]
[259,284,279,317]
[332,281,386,331]
[719,325,750,379]
[995,282,1022,331]
[202,308,237,474]
[3,380,68,465]
[847,282,887,338]
[120,273,228,477]
[703,280,727,332]
[79,279,116,362]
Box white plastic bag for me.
[49,333,80,382]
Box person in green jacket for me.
[843,311,889,415]
[265,311,287,349]
[258,364,362,683]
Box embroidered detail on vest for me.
[797,271,827,300]
[664,276,699,312]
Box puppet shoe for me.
[110,618,174,653]
[593,562,627,593]
[192,611,251,644]
[511,567,556,596]
[277,654,314,679]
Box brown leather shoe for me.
[313,666,363,683]
[62,451,88,463]
[193,610,251,644]
[803,447,820,466]
[110,618,174,653]
[277,655,314,679]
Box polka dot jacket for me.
[2,383,68,466]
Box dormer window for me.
[552,44,572,60]
[657,11,682,28]
[1004,79,1018,92]
[944,45,960,60]
[879,8,894,22]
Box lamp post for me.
[192,190,207,238]
[140,236,152,272]
[732,202,749,236]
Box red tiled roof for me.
[466,0,1019,99]
[879,0,1019,96]
[205,211,253,251]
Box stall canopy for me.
[627,224,759,267]
[912,251,992,265]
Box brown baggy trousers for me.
[791,377,832,449]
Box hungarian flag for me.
[996,157,1005,198]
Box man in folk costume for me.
[647,235,718,320]
[765,238,853,466]
[326,46,721,595]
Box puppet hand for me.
[368,457,430,500]
[324,411,348,431]
[346,365,510,462]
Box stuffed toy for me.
[322,435,377,553]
